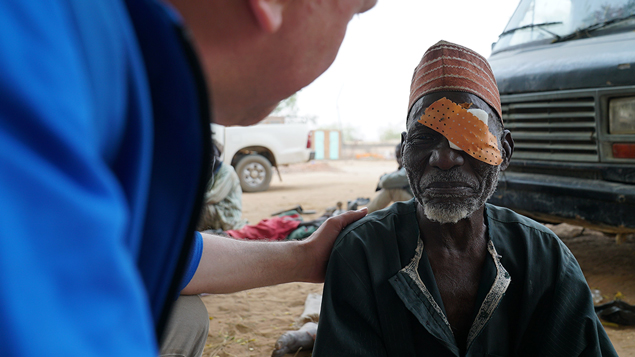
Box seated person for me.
[313,41,617,356]
[366,142,414,213]
[197,142,247,231]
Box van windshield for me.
[493,0,635,52]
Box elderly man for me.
[0,0,374,356]
[314,41,617,356]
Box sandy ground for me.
[200,160,635,357]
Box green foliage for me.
[272,93,299,117]
[378,126,403,142]
[271,93,317,124]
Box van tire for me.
[235,154,272,192]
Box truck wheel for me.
[235,154,272,192]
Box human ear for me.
[248,0,288,33]
[400,131,407,154]
[499,129,514,171]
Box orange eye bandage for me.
[418,97,502,165]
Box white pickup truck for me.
[211,122,314,192]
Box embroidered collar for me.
[397,237,511,350]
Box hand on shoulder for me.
[296,208,368,283]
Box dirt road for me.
[200,160,635,357]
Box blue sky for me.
[295,0,521,141]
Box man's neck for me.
[415,203,489,353]
[415,204,487,252]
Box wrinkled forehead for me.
[407,92,497,132]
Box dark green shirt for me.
[314,200,617,356]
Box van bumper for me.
[489,171,635,230]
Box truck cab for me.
[211,121,313,192]
[488,0,635,232]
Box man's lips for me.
[423,181,475,195]
[426,181,472,189]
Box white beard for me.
[423,200,474,224]
[418,164,501,224]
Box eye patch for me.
[417,97,502,165]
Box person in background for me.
[365,142,414,213]
[197,141,247,232]
[0,0,376,356]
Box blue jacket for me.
[0,0,209,354]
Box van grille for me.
[501,96,598,162]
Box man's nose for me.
[429,139,464,170]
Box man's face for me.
[248,0,377,123]
[173,0,377,126]
[402,92,505,224]
[289,0,377,75]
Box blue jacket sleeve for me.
[179,232,204,292]
[0,1,157,355]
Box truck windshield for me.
[493,0,635,52]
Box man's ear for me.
[248,0,288,33]
[400,131,407,156]
[499,129,514,171]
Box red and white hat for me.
[408,40,502,122]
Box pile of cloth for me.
[595,300,635,326]
[219,198,370,241]
[225,208,328,241]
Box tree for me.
[378,126,403,142]
[271,93,317,124]
[272,93,299,117]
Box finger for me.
[328,208,368,230]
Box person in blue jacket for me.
[0,0,376,355]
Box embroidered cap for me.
[408,40,502,121]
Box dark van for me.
[488,0,635,233]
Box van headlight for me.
[609,97,635,134]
